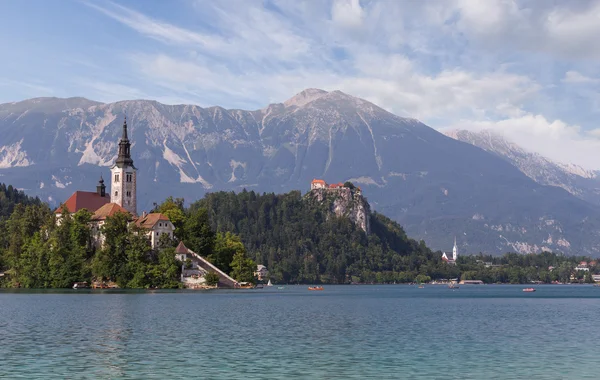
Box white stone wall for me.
[147,220,175,248]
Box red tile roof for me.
[55,191,110,214]
[91,203,130,221]
[134,213,170,229]
[311,179,326,184]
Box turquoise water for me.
[1,285,599,379]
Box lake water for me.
[1,285,599,379]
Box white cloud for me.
[563,71,600,84]
[331,0,364,29]
[443,113,600,170]
[74,0,600,169]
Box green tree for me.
[230,250,256,283]
[415,274,431,284]
[123,224,152,288]
[184,207,215,256]
[208,232,244,274]
[92,211,130,284]
[204,271,220,287]
[156,197,186,241]
[343,181,355,189]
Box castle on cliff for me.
[310,179,362,194]
[309,178,369,234]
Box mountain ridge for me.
[1,89,600,256]
[444,129,600,205]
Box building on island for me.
[135,212,175,249]
[110,117,137,215]
[254,265,268,281]
[90,202,130,248]
[442,237,458,265]
[55,176,110,220]
[56,117,174,250]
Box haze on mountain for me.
[445,129,600,206]
[1,89,600,256]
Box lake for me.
[1,285,599,379]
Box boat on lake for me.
[72,282,89,289]
[266,279,273,287]
[448,284,459,289]
[522,288,536,292]
[239,282,254,289]
[278,286,285,290]
[308,286,324,291]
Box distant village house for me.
[254,265,268,281]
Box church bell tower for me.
[452,237,458,261]
[110,116,137,216]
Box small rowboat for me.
[522,288,536,292]
[308,286,324,291]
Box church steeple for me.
[452,237,458,261]
[115,116,134,168]
[110,115,137,216]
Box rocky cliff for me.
[307,188,371,234]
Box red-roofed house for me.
[134,212,175,248]
[55,177,110,219]
[311,179,327,190]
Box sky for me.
[1,0,600,169]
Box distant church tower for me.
[110,117,137,216]
[452,237,458,261]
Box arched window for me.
[115,191,118,196]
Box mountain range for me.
[1,89,599,255]
[444,129,600,206]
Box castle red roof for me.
[55,191,110,214]
[312,179,326,184]
[91,203,130,221]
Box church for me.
[441,238,458,265]
[55,117,174,249]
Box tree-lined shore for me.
[0,185,596,288]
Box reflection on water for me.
[1,285,599,379]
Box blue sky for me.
[1,0,600,168]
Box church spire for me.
[115,116,134,168]
[122,115,128,140]
[452,236,458,261]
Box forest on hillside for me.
[194,190,597,284]
[0,183,596,287]
[193,190,459,283]
[0,183,42,220]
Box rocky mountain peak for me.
[283,88,329,108]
